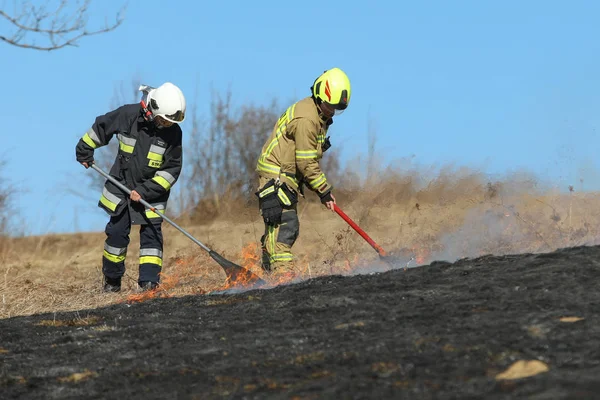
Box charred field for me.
[1,244,600,399]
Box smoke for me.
[430,206,535,263]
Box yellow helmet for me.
[311,68,351,114]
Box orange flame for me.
[125,271,179,304]
[411,246,431,265]
[216,242,268,291]
[241,242,261,267]
[340,254,361,275]
[216,243,328,291]
[120,240,435,299]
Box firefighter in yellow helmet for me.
[255,67,351,277]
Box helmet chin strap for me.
[140,100,167,130]
[140,100,154,122]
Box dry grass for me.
[1,167,598,320]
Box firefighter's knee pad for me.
[277,209,299,247]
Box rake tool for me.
[90,164,266,287]
[333,204,406,266]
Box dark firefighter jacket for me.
[75,103,183,225]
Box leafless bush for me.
[1,0,125,51]
[183,89,344,223]
[0,159,14,236]
[183,90,279,222]
[62,76,142,206]
[88,77,142,193]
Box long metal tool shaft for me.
[90,164,265,286]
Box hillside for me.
[1,245,599,398]
[1,172,598,319]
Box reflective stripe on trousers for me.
[102,206,164,284]
[261,207,299,273]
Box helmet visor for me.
[324,88,349,115]
[323,101,347,116]
[162,110,185,123]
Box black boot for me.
[139,281,159,291]
[103,277,121,293]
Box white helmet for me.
[139,82,186,123]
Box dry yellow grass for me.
[1,171,598,320]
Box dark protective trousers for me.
[102,206,164,284]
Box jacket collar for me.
[311,97,334,127]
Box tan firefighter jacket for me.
[256,97,333,197]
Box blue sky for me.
[2,0,600,235]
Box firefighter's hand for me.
[130,190,142,202]
[80,160,93,169]
[320,191,336,212]
[325,193,337,211]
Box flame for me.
[125,287,165,303]
[125,270,179,304]
[119,240,435,299]
[410,246,431,265]
[216,242,269,291]
[241,242,261,267]
[341,254,361,275]
[216,243,326,291]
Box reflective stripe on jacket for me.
[75,103,183,225]
[256,97,333,196]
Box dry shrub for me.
[183,90,281,224]
[4,88,600,319]
[0,158,14,236]
[179,88,344,224]
[312,158,597,268]
[2,162,599,320]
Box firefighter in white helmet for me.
[76,82,186,292]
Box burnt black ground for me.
[2,245,600,399]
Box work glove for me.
[319,190,334,205]
[298,181,305,197]
[77,156,94,168]
[76,150,94,163]
[322,136,332,152]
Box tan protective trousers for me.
[258,176,300,277]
